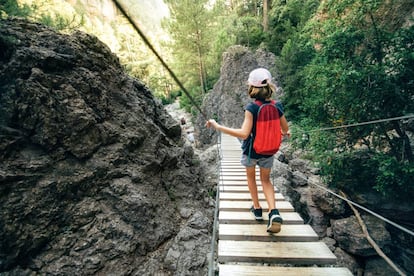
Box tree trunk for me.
[196,30,206,94]
[393,121,413,162]
[263,0,269,32]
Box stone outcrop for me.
[0,18,214,275]
[331,215,391,257]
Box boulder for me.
[334,247,361,275]
[364,256,401,276]
[0,18,212,275]
[164,211,211,274]
[332,215,391,257]
[311,185,349,218]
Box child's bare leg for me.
[260,167,283,233]
[246,166,260,208]
[259,167,275,210]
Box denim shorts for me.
[240,154,274,168]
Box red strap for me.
[255,99,277,107]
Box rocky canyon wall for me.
[0,18,213,275]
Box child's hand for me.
[206,119,218,129]
[283,130,291,138]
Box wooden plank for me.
[221,135,241,142]
[219,182,264,187]
[220,170,248,173]
[220,167,254,170]
[218,186,265,193]
[221,159,242,161]
[219,178,263,182]
[220,174,260,178]
[218,265,353,276]
[218,240,337,265]
[220,172,258,176]
[220,167,245,171]
[220,165,245,169]
[220,170,271,175]
[219,211,303,225]
[219,224,319,242]
[220,192,284,201]
[221,175,260,181]
[220,200,294,212]
[218,186,280,194]
[219,183,281,193]
[219,180,263,186]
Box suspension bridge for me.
[110,3,413,274]
[214,133,353,275]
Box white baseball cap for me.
[248,68,272,87]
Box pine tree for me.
[163,0,212,95]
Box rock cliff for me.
[0,18,213,275]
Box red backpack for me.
[252,100,282,155]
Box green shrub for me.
[319,150,414,200]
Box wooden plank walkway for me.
[217,134,352,275]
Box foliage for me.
[304,0,412,157]
[38,12,83,31]
[233,15,265,48]
[0,0,173,100]
[276,32,315,121]
[0,0,32,18]
[1,0,85,31]
[162,0,236,113]
[159,89,181,105]
[373,154,414,197]
[223,0,267,49]
[267,0,320,54]
[320,150,414,200]
[163,0,212,94]
[277,0,414,197]
[178,86,204,116]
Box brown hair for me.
[248,83,276,100]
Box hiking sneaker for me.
[267,209,283,233]
[250,206,263,221]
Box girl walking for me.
[206,68,290,233]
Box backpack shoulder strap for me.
[254,99,263,107]
[256,99,277,106]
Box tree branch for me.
[339,191,406,276]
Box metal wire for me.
[283,165,414,237]
[208,103,225,276]
[208,133,222,276]
[296,114,414,134]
